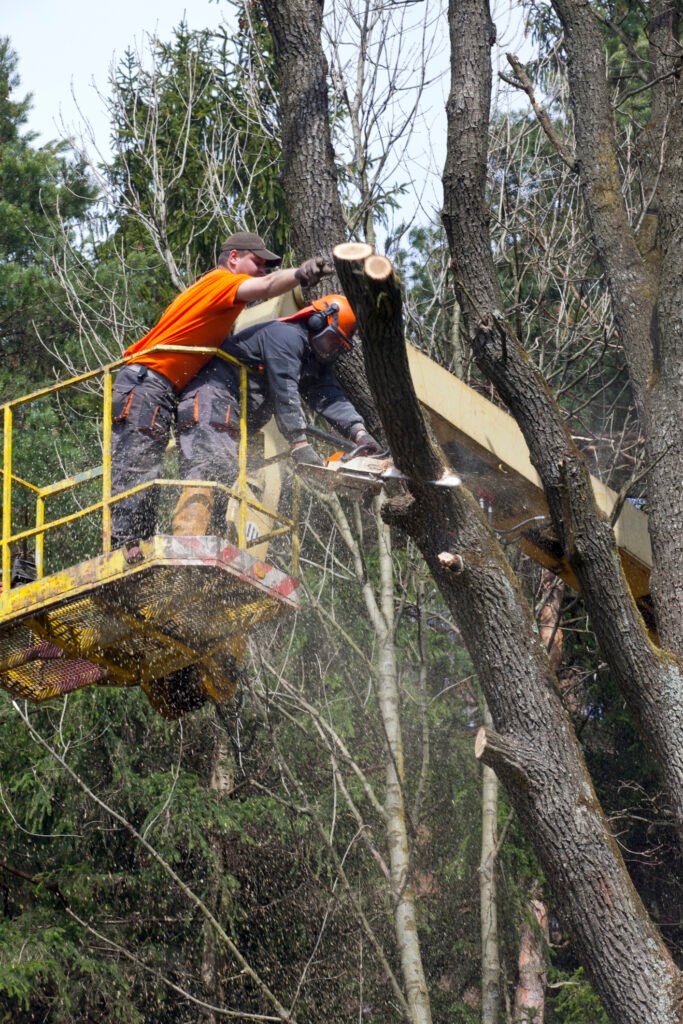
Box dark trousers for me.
[176,359,241,485]
[170,360,241,534]
[110,365,177,544]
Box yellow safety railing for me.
[0,346,300,594]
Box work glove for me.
[290,442,325,467]
[350,428,384,456]
[295,256,333,288]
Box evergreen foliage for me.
[105,17,288,292]
[0,38,96,395]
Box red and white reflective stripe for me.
[271,576,300,599]
[218,543,300,606]
[160,537,300,607]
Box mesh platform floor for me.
[0,535,299,707]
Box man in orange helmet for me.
[172,293,381,534]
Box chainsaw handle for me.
[304,424,355,452]
[340,443,390,463]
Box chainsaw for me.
[295,426,461,496]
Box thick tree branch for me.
[474,727,540,790]
[333,242,445,485]
[501,53,575,170]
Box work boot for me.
[119,541,144,565]
[10,555,37,587]
[172,486,215,535]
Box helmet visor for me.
[309,327,353,364]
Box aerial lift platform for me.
[0,349,300,717]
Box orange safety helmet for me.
[279,294,356,363]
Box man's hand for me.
[294,256,334,288]
[291,442,325,467]
[351,428,384,455]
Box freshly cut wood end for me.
[364,254,393,281]
[474,727,488,760]
[333,241,374,261]
[438,551,464,573]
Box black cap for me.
[220,231,281,266]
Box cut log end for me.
[364,255,394,281]
[333,241,374,262]
[474,727,488,760]
[438,551,464,574]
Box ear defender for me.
[307,303,340,335]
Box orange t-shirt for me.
[123,267,251,390]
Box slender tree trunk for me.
[514,892,548,1024]
[375,508,433,1024]
[480,707,501,1024]
[328,494,432,1023]
[201,725,235,1018]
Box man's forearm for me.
[262,267,301,297]
[236,268,299,303]
[236,254,332,303]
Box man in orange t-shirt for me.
[110,231,331,551]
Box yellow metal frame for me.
[0,345,299,594]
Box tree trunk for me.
[640,2,683,651]
[375,510,433,1024]
[259,0,383,438]
[328,492,433,1023]
[333,241,683,1024]
[201,724,235,1018]
[549,0,656,412]
[441,0,683,851]
[542,0,683,778]
[514,892,548,1024]
[549,0,683,655]
[480,707,501,1024]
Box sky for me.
[5,0,533,236]
[4,0,450,230]
[5,0,232,151]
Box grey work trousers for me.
[175,362,240,486]
[110,364,178,544]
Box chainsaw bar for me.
[297,454,461,496]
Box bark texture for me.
[333,242,683,1024]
